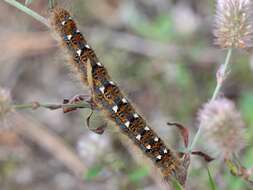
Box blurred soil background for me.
[0,0,253,189]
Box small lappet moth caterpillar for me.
[49,7,189,186]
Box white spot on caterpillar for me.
[61,20,66,25]
[76,49,82,56]
[85,44,90,49]
[124,121,130,128]
[67,35,72,40]
[99,86,105,93]
[156,155,162,160]
[109,81,115,85]
[163,149,168,154]
[136,134,141,141]
[122,98,127,103]
[133,113,139,118]
[146,145,151,150]
[112,105,118,113]
[97,62,102,66]
[154,137,159,142]
[144,126,150,131]
[76,29,80,33]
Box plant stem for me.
[13,102,91,110]
[4,0,49,27]
[48,0,55,9]
[211,48,232,101]
[189,48,233,151]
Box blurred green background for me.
[0,0,253,189]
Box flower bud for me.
[213,0,253,48]
[198,98,245,158]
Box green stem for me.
[189,125,202,151]
[211,48,232,101]
[4,0,49,27]
[48,0,56,9]
[13,102,91,110]
[189,48,233,151]
[13,103,35,110]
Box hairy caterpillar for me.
[49,7,189,186]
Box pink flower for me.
[213,0,253,48]
[198,98,245,158]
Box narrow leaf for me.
[171,178,184,190]
[167,122,189,148]
[191,151,214,162]
[207,167,217,190]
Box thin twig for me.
[13,101,91,111]
[48,0,55,9]
[211,48,232,101]
[4,0,49,27]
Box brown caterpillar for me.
[49,8,189,186]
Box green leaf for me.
[128,166,149,182]
[171,178,184,190]
[207,167,217,190]
[84,165,103,181]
